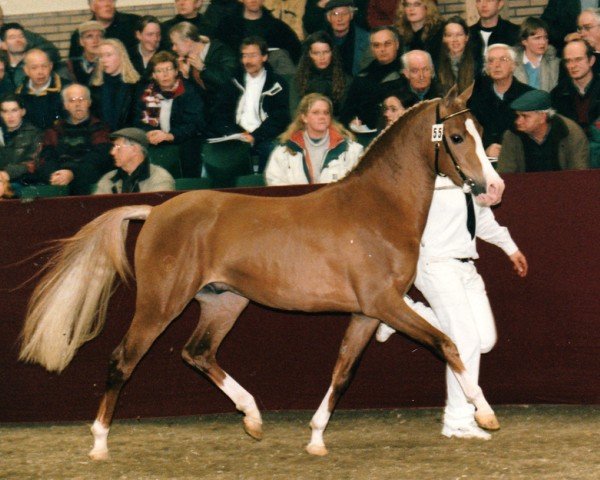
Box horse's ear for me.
[457,83,475,104]
[442,84,460,109]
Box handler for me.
[377,175,528,440]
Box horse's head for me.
[435,85,504,205]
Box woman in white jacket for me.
[265,93,363,185]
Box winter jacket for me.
[265,127,363,185]
[513,46,560,92]
[0,121,43,182]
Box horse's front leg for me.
[307,314,379,456]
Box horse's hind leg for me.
[307,313,379,456]
[181,291,263,440]
[89,308,179,460]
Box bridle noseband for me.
[433,103,475,191]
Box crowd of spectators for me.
[0,0,598,199]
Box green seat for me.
[19,185,70,199]
[202,140,253,188]
[234,174,265,188]
[148,144,183,178]
[175,177,212,191]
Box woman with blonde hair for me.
[90,38,141,131]
[395,0,443,56]
[265,93,363,185]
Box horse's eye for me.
[450,134,463,144]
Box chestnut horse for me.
[20,87,504,460]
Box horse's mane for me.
[348,98,439,176]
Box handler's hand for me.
[509,250,528,277]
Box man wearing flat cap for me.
[497,90,590,172]
[94,127,175,194]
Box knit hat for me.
[510,90,552,111]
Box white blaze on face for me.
[465,118,505,205]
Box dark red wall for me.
[1,170,598,423]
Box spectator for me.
[134,51,206,177]
[129,16,162,79]
[469,0,519,66]
[0,7,61,66]
[367,0,400,29]
[95,127,175,193]
[498,89,590,173]
[0,52,15,96]
[468,44,532,157]
[211,36,290,172]
[69,0,140,60]
[435,16,482,96]
[90,39,140,131]
[1,23,28,88]
[304,0,369,35]
[39,84,113,195]
[541,0,583,55]
[551,40,600,135]
[341,26,404,130]
[169,22,237,120]
[160,0,215,51]
[203,0,240,33]
[395,0,443,57]
[401,49,441,102]
[15,49,68,130]
[513,17,560,92]
[324,0,371,76]
[214,0,302,64]
[576,8,600,74]
[264,0,306,41]
[265,92,363,185]
[0,93,43,196]
[66,21,105,85]
[292,31,350,116]
[379,91,416,128]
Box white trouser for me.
[414,257,497,428]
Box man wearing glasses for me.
[468,43,532,159]
[576,8,600,74]
[324,0,371,75]
[542,0,599,54]
[39,84,113,195]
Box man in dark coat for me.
[541,0,594,54]
[69,0,140,60]
[468,44,532,158]
[214,0,301,63]
[39,84,113,195]
[469,0,519,66]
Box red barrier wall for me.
[1,170,598,423]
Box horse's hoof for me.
[475,412,500,431]
[88,448,109,461]
[306,443,328,456]
[243,416,263,441]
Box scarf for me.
[140,79,185,128]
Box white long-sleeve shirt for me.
[419,176,518,260]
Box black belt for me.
[455,257,474,263]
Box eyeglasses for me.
[67,96,87,103]
[408,67,432,75]
[403,1,423,8]
[154,67,175,74]
[486,56,512,65]
[563,56,588,65]
[577,24,600,32]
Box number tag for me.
[431,124,444,142]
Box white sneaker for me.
[376,322,396,342]
[441,423,492,440]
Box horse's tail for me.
[19,205,153,373]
